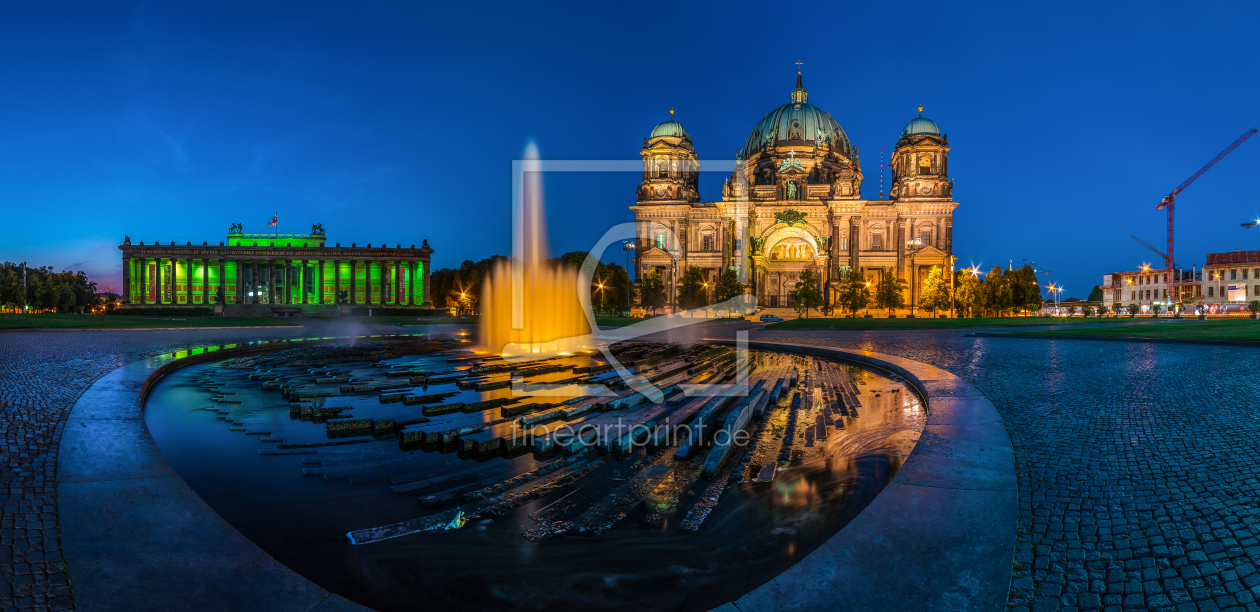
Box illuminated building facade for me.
[630,72,958,309]
[118,225,433,308]
[1105,251,1260,312]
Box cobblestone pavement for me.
[757,327,1260,612]
[0,320,418,612]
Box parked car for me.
[759,314,785,323]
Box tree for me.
[640,270,666,315]
[677,266,708,312]
[836,267,870,316]
[1151,303,1162,318]
[1007,265,1040,315]
[982,266,1012,316]
[714,266,744,317]
[600,263,633,315]
[445,291,477,315]
[919,266,950,316]
[1087,285,1105,302]
[874,270,907,316]
[789,268,824,317]
[954,269,982,318]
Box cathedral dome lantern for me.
[638,108,700,204]
[733,71,862,201]
[740,72,854,160]
[889,106,952,201]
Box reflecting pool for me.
[145,338,925,612]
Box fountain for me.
[481,144,591,358]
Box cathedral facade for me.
[630,73,958,311]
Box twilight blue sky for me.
[1,1,1258,299]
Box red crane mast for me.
[1156,128,1256,306]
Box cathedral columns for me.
[896,218,907,280]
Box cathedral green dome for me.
[900,109,941,137]
[650,114,691,141]
[740,73,853,159]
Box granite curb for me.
[0,325,297,333]
[56,338,374,612]
[969,331,1260,347]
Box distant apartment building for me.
[1104,250,1260,311]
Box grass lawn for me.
[331,316,479,326]
[766,316,1160,330]
[1004,318,1260,341]
[0,314,297,330]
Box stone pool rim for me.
[57,334,1015,612]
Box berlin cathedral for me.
[630,71,957,310]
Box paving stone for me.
[0,323,329,611]
[758,328,1260,612]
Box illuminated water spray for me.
[481,144,591,358]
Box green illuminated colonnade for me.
[118,230,434,308]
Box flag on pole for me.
[269,214,278,228]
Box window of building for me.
[840,237,848,251]
[871,233,884,250]
[702,235,713,251]
[1245,269,1250,280]
[1231,269,1237,280]
[1209,286,1214,297]
[655,233,666,250]
[734,239,741,252]
[918,231,931,247]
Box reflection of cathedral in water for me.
[630,71,958,310]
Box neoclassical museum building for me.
[118,225,433,311]
[630,72,958,309]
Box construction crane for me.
[1131,235,1169,265]
[1154,128,1257,305]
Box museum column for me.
[137,258,146,305]
[156,259,164,304]
[333,259,340,305]
[395,261,402,305]
[422,260,431,307]
[349,261,356,305]
[251,260,258,304]
[316,260,323,304]
[202,259,208,305]
[121,256,131,305]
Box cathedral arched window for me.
[658,160,668,179]
[918,154,932,175]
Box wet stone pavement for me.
[2,320,1258,612]
[758,327,1260,612]
[0,322,367,612]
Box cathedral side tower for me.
[637,109,700,205]
[889,106,952,201]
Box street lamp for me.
[949,255,957,318]
[622,240,636,315]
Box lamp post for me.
[622,240,635,315]
[949,255,956,318]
